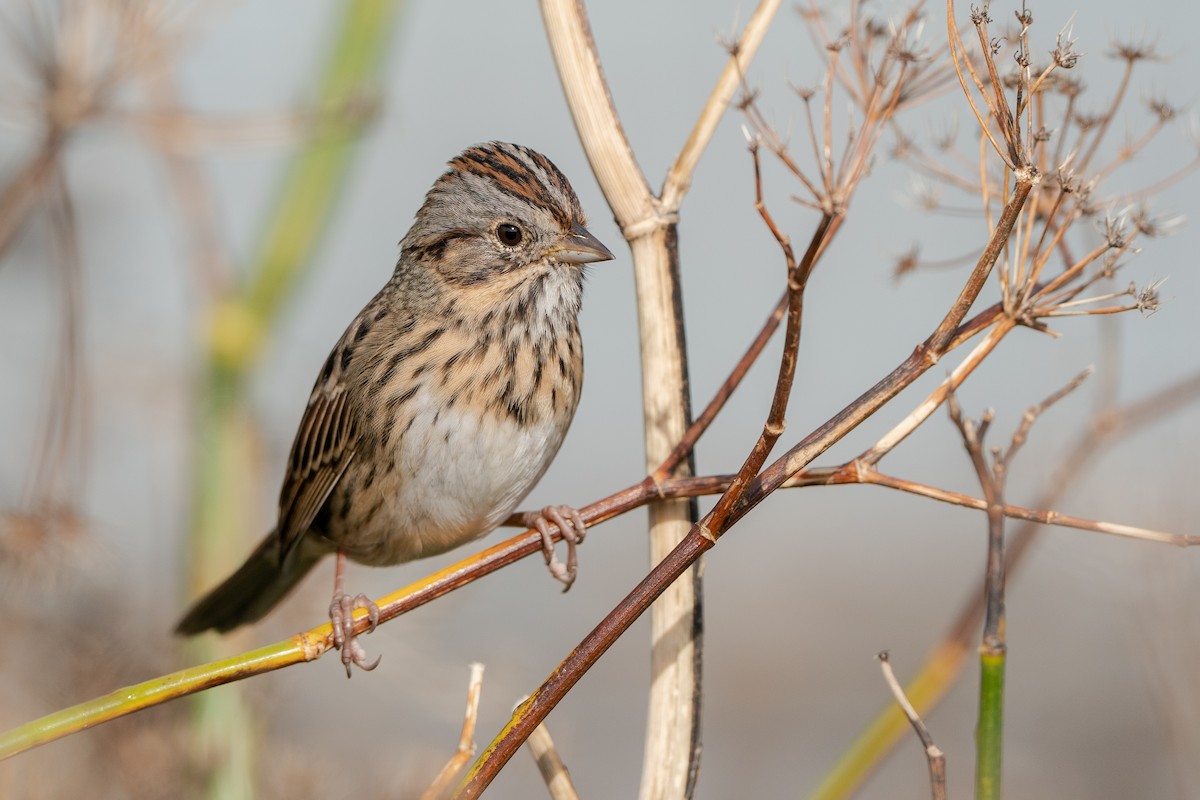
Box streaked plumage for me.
[177,143,612,665]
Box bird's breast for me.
[332,322,582,566]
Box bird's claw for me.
[329,591,381,678]
[531,504,587,592]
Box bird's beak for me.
[554,222,615,265]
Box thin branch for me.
[878,652,947,800]
[421,664,485,800]
[526,719,580,800]
[945,0,1010,167]
[705,141,828,537]
[856,470,1194,547]
[652,289,787,483]
[945,389,1006,649]
[660,0,782,211]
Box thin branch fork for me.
[947,368,1093,648]
[946,391,1007,650]
[744,181,1034,523]
[738,9,936,216]
[705,142,831,537]
[948,369,1092,800]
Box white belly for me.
[352,387,567,564]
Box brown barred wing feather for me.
[276,376,358,564]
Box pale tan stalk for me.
[527,719,580,800]
[421,664,485,800]
[539,2,780,796]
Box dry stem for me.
[526,719,579,800]
[878,652,946,800]
[420,663,485,800]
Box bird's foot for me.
[329,591,380,678]
[516,505,587,591]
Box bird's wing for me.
[276,352,360,563]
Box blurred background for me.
[1,0,1198,797]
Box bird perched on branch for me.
[177,142,613,675]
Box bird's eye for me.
[496,223,524,247]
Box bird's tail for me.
[175,531,326,635]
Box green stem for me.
[975,648,1006,800]
[239,0,400,335]
[0,639,310,760]
[183,2,403,796]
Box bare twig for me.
[526,718,579,800]
[650,289,788,483]
[945,391,1005,650]
[704,140,827,538]
[878,652,946,800]
[954,369,1092,641]
[421,664,486,800]
[854,469,1194,547]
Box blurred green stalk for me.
[185,2,403,798]
[975,649,1005,800]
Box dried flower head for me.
[1132,208,1184,238]
[1109,37,1161,64]
[1146,97,1175,123]
[1052,19,1081,69]
[1137,278,1165,316]
[1103,212,1130,249]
